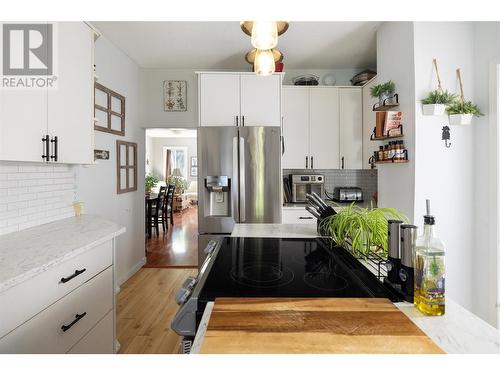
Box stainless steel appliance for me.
[171,237,402,349]
[332,187,363,203]
[290,174,324,203]
[399,224,418,301]
[197,126,282,264]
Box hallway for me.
[144,206,198,268]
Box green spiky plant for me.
[421,90,457,105]
[320,203,408,258]
[446,99,483,116]
[370,80,396,98]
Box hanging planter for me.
[421,59,456,116]
[446,69,483,125]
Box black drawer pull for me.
[299,216,313,220]
[60,268,86,284]
[61,312,87,332]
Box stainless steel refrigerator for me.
[197,126,282,264]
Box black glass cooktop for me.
[198,237,400,302]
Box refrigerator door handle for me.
[239,136,246,222]
[232,137,240,222]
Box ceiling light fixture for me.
[240,21,289,76]
[254,49,276,76]
[250,21,278,50]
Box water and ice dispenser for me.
[204,176,231,216]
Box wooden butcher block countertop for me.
[200,298,444,354]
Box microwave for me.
[290,174,325,203]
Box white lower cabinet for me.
[282,207,316,224]
[0,267,113,354]
[0,240,116,354]
[68,310,114,354]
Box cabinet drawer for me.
[282,208,316,224]
[0,267,113,353]
[68,310,114,354]
[0,240,112,338]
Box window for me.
[163,147,187,179]
[95,82,126,136]
[116,140,137,194]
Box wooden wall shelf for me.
[372,93,399,111]
[372,159,409,165]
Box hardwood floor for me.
[117,268,197,354]
[145,205,198,268]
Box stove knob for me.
[204,240,217,255]
[182,276,197,290]
[175,287,191,305]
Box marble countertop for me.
[231,223,319,238]
[223,223,500,354]
[0,215,125,294]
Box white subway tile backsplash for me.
[0,161,76,235]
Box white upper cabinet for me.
[281,86,363,170]
[199,73,240,127]
[198,72,282,127]
[282,87,309,169]
[339,88,363,169]
[48,22,94,164]
[309,87,340,169]
[0,22,95,164]
[240,74,281,127]
[0,22,48,163]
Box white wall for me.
[75,36,145,286]
[376,22,416,220]
[145,134,153,175]
[413,22,475,312]
[472,22,500,326]
[140,69,198,128]
[150,136,197,183]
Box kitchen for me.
[1,1,500,371]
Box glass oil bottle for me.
[413,200,445,316]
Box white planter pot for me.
[422,104,446,116]
[449,113,473,125]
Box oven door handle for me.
[232,137,240,222]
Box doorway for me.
[144,128,198,268]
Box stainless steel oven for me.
[291,174,325,203]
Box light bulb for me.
[254,49,275,76]
[251,21,278,50]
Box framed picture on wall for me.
[190,156,197,167]
[190,166,198,177]
[163,80,187,112]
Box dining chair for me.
[150,187,166,237]
[162,184,175,230]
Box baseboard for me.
[117,256,147,287]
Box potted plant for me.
[145,174,159,195]
[421,90,456,116]
[320,204,407,258]
[370,80,396,107]
[166,175,189,194]
[447,99,483,125]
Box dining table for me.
[145,193,158,239]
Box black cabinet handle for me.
[299,216,314,220]
[236,115,239,127]
[311,156,314,169]
[41,135,50,161]
[242,115,245,127]
[305,156,308,169]
[60,268,86,284]
[341,156,345,169]
[50,136,58,162]
[61,312,87,332]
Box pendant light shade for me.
[254,49,275,76]
[251,21,278,50]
